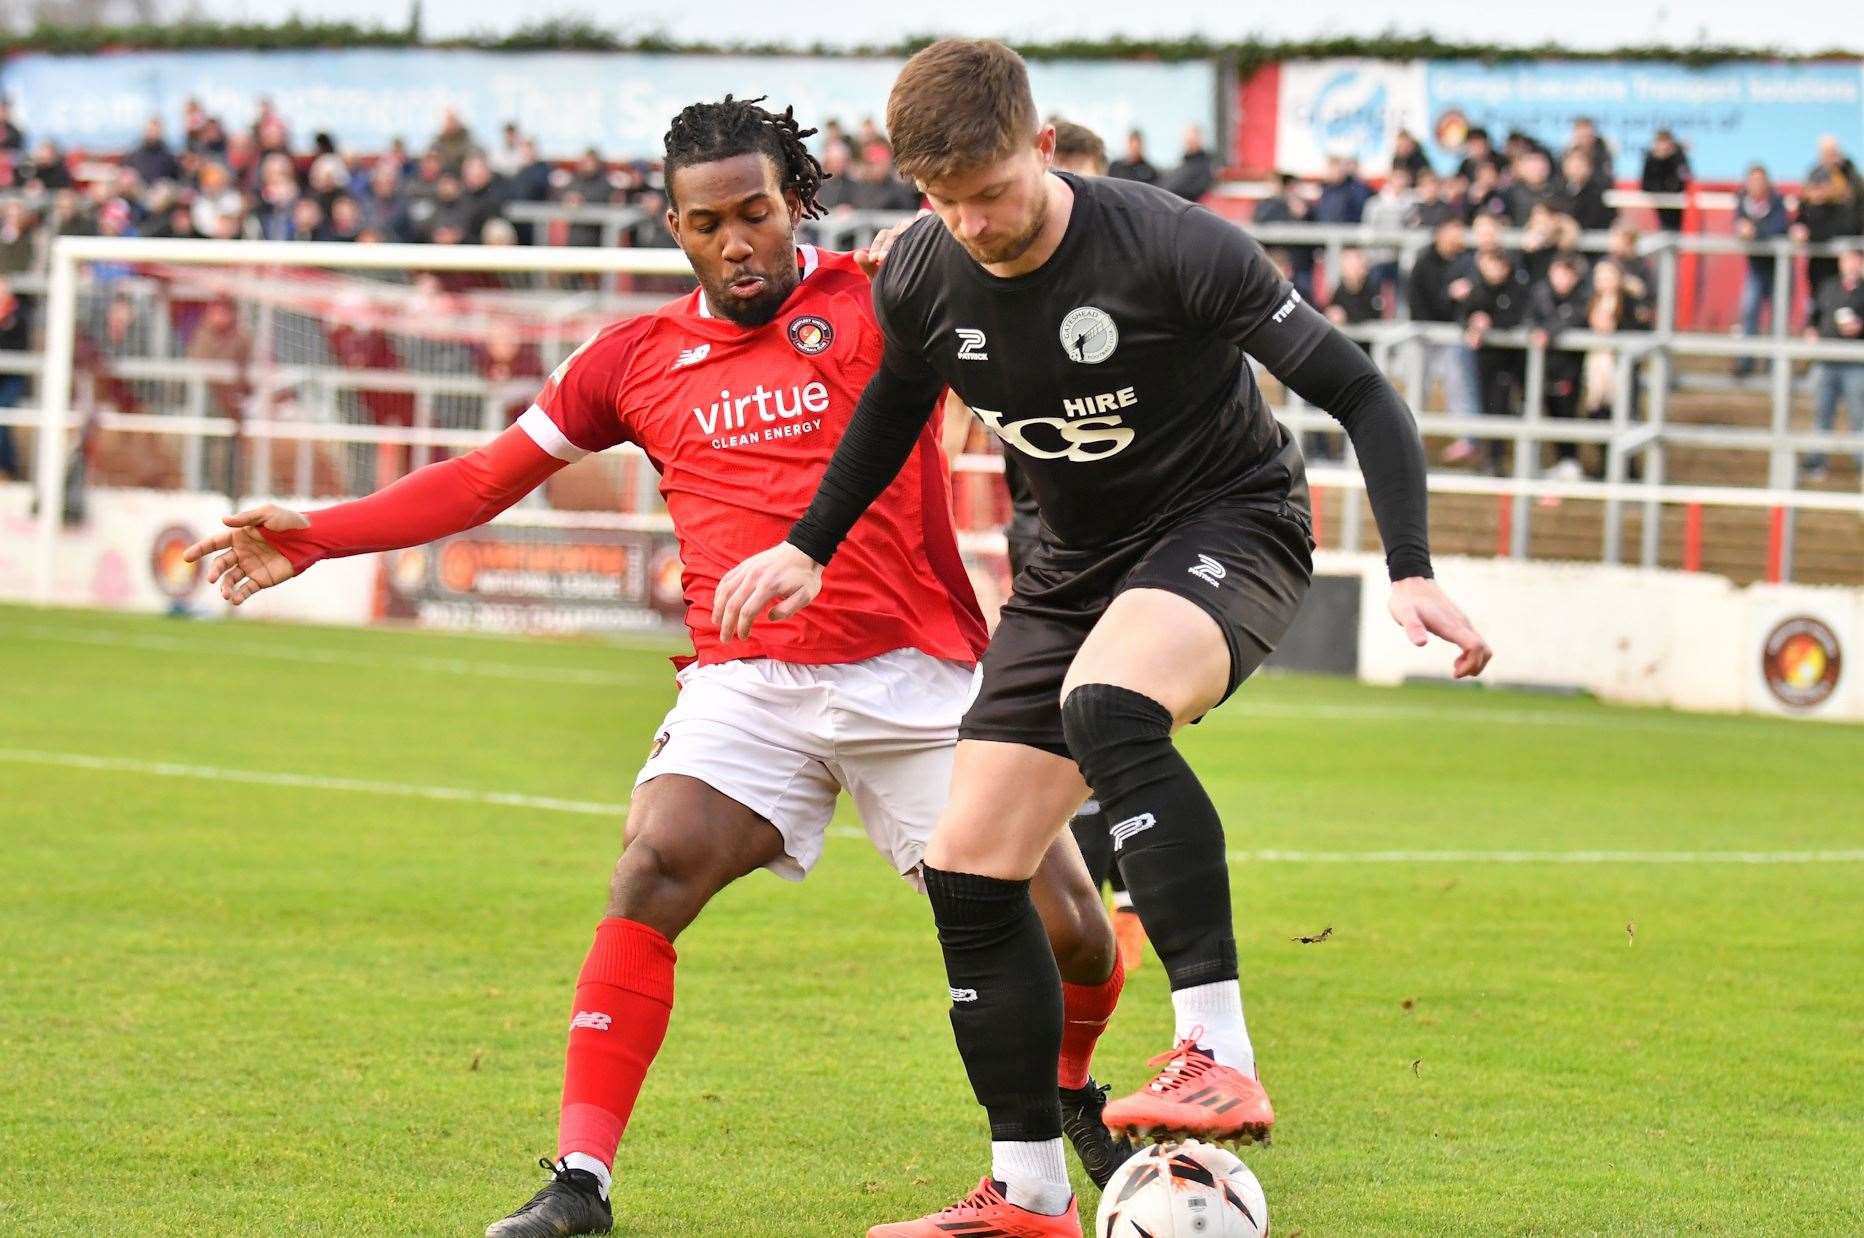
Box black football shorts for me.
[960,496,1314,759]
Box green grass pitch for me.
[2,603,1860,1235]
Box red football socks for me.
[1058,951,1125,1089]
[556,917,678,1167]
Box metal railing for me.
[7,234,1863,603]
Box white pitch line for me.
[0,748,627,817]
[3,623,651,688]
[1231,847,1864,864]
[818,829,1864,865]
[1231,700,1824,737]
[6,749,1858,865]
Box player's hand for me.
[182,504,306,606]
[1389,576,1492,679]
[853,211,929,278]
[712,541,825,640]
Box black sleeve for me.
[1172,205,1429,579]
[785,331,945,567]
[1176,205,1330,371]
[1261,305,1434,581]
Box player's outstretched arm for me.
[181,423,566,607]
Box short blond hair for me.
[886,39,1038,184]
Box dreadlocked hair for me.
[663,95,828,220]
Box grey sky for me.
[189,0,1858,53]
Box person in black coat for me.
[1106,130,1158,185]
[1161,125,1216,201]
[1529,254,1591,474]
[1390,129,1432,179]
[1252,173,1315,300]
[1640,129,1691,232]
[1564,117,1615,185]
[1460,247,1532,472]
[1552,149,1615,232]
[1408,217,1465,325]
[124,117,182,187]
[1325,246,1386,339]
[1793,138,1864,329]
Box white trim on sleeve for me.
[517,404,590,463]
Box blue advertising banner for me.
[0,49,1215,163]
[1422,60,1864,183]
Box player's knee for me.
[1045,888,1116,986]
[1059,681,1175,793]
[606,831,715,929]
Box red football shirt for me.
[518,245,987,669]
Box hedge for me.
[6,18,1856,71]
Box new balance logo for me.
[955,328,988,361]
[1188,554,1226,587]
[1110,812,1157,851]
[949,986,978,1003]
[570,1011,613,1031]
[671,343,711,370]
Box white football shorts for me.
[633,649,980,887]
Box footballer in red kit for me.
[184,97,1131,1238]
[518,241,983,673]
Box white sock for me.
[1171,979,1256,1076]
[562,1152,612,1200]
[1111,888,1134,912]
[990,1139,1072,1216]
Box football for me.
[1096,1141,1269,1238]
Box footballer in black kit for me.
[790,169,1429,753]
[717,39,1490,1236]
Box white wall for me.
[1326,551,1859,722]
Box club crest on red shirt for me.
[787,314,834,355]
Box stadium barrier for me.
[1,235,1857,721]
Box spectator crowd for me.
[0,93,1860,486]
[0,96,1223,268]
[1254,117,1864,480]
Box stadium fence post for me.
[1640,352,1669,569]
[1514,341,1544,559]
[1766,317,1796,584]
[31,238,79,606]
[1645,241,1678,569]
[1600,348,1640,565]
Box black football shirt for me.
[871,171,1331,551]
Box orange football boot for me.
[1101,1038,1274,1146]
[867,1178,1081,1238]
[1112,907,1147,972]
